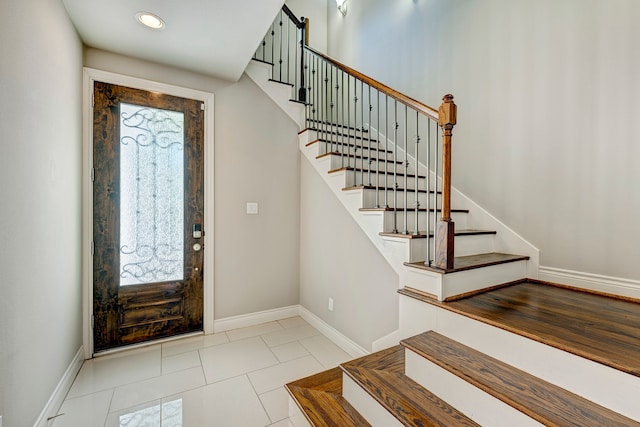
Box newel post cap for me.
[438,94,457,127]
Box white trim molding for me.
[82,68,215,358]
[213,305,369,358]
[34,347,84,427]
[214,305,300,332]
[539,266,640,300]
[298,307,369,358]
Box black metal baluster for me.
[403,105,409,234]
[336,67,340,153]
[286,17,291,84]
[354,80,362,186]
[330,65,335,154]
[293,24,298,95]
[367,85,372,186]
[270,23,275,65]
[414,112,420,236]
[299,19,307,102]
[384,95,389,209]
[347,74,352,174]
[392,100,399,233]
[375,90,380,208]
[432,124,440,266]
[278,12,284,81]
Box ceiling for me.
[62,0,285,81]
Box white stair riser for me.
[327,155,411,174]
[343,169,431,191]
[453,233,496,257]
[379,234,495,261]
[399,260,526,301]
[397,297,640,421]
[360,189,439,209]
[441,260,526,299]
[381,210,468,233]
[315,140,387,158]
[404,350,543,427]
[342,373,403,427]
[288,396,312,427]
[304,128,370,142]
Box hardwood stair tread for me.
[401,331,640,427]
[306,132,381,144]
[317,151,402,163]
[306,138,389,152]
[358,208,469,213]
[268,78,294,87]
[360,207,468,213]
[286,367,371,426]
[404,252,529,273]
[305,119,369,133]
[343,185,439,194]
[328,166,428,179]
[341,346,480,426]
[402,280,640,377]
[251,58,274,66]
[381,229,496,239]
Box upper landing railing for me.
[253,5,457,270]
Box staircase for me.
[286,282,640,426]
[246,7,640,425]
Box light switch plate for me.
[246,202,258,215]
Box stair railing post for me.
[434,94,457,270]
[298,18,309,102]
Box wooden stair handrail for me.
[282,4,306,28]
[300,29,456,270]
[304,45,439,122]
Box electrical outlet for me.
[246,202,258,215]
[328,297,334,312]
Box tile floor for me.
[51,317,352,427]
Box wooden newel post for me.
[434,94,457,270]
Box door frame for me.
[82,68,215,358]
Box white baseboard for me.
[34,346,84,427]
[371,330,400,352]
[539,266,640,300]
[214,305,300,332]
[214,305,369,359]
[298,307,369,358]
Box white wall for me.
[326,0,640,281]
[285,0,328,52]
[84,49,301,320]
[300,158,399,351]
[0,0,83,425]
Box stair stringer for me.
[245,60,306,128]
[368,125,540,279]
[398,294,640,421]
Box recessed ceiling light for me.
[135,12,165,30]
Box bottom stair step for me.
[288,345,479,426]
[342,346,479,426]
[286,367,371,426]
[401,331,640,427]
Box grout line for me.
[102,388,116,427]
[197,346,207,384]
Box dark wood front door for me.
[93,81,205,352]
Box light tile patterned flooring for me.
[52,317,352,427]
